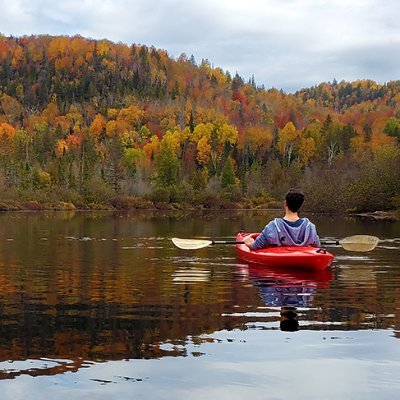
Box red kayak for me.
[236,232,334,270]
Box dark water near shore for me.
[0,210,399,399]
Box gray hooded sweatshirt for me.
[250,218,321,250]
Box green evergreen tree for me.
[155,145,180,187]
[221,156,236,188]
[189,110,195,133]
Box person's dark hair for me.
[285,188,305,212]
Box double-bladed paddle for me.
[172,234,379,252]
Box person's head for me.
[285,188,305,213]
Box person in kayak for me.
[244,188,321,249]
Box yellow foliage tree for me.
[27,41,43,62]
[96,39,112,56]
[118,105,145,126]
[55,139,69,158]
[217,123,238,147]
[0,122,16,139]
[11,45,23,67]
[1,94,23,121]
[47,37,69,59]
[107,108,119,119]
[89,114,106,139]
[42,102,60,126]
[161,130,181,155]
[196,136,211,166]
[277,121,299,165]
[298,136,316,166]
[0,123,17,155]
[66,105,83,126]
[54,116,72,135]
[370,132,396,151]
[191,122,214,142]
[239,126,273,158]
[143,135,160,159]
[105,120,119,137]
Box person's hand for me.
[244,235,255,248]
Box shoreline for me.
[0,199,398,220]
[350,210,400,221]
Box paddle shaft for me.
[213,240,367,247]
[215,240,339,245]
[217,241,342,246]
[321,240,340,245]
[216,240,340,246]
[217,240,340,246]
[213,240,245,245]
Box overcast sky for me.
[1,0,399,92]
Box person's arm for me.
[310,223,321,247]
[313,235,321,247]
[246,225,271,250]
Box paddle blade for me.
[340,235,379,252]
[172,238,213,250]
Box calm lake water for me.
[0,210,399,400]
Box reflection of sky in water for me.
[1,329,399,400]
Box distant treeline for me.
[0,34,399,212]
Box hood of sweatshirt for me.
[273,218,317,246]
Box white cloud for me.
[1,0,399,91]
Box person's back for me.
[245,188,320,250]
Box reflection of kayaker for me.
[257,284,315,308]
[245,262,333,331]
[249,265,331,308]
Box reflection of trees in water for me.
[0,300,236,364]
[0,212,250,373]
[0,263,258,380]
[0,358,88,380]
[0,211,257,375]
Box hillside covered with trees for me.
[0,34,399,212]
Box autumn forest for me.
[0,34,399,212]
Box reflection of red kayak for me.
[245,262,333,287]
[236,232,334,270]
